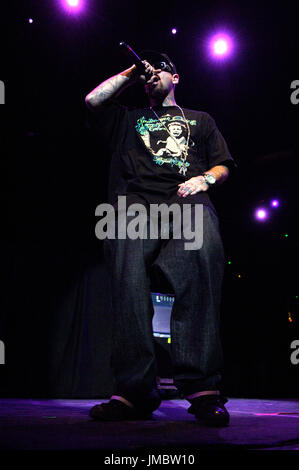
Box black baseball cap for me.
[141,50,177,75]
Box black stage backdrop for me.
[0,1,298,398]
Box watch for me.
[202,173,216,186]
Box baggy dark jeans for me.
[103,199,225,408]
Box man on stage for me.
[85,50,236,426]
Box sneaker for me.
[89,399,155,421]
[187,394,230,427]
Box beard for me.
[146,81,168,99]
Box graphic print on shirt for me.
[135,114,197,173]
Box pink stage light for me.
[271,199,279,207]
[171,28,177,35]
[67,0,79,6]
[61,0,83,12]
[209,33,233,60]
[255,208,268,221]
[214,39,228,55]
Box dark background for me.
[0,0,298,398]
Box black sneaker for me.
[89,399,156,421]
[187,395,230,427]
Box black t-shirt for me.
[89,99,236,212]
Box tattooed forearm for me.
[85,65,137,110]
[85,75,126,108]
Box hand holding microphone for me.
[119,42,161,84]
[138,61,162,84]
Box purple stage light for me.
[28,18,33,24]
[171,28,177,35]
[271,199,279,207]
[67,0,79,6]
[214,39,228,55]
[255,208,268,221]
[61,0,82,12]
[209,33,233,60]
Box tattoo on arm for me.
[85,66,137,110]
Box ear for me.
[172,73,179,85]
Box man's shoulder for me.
[182,107,214,121]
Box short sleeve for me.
[86,98,128,153]
[204,114,237,173]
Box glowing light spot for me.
[61,0,83,13]
[271,199,279,207]
[209,33,234,60]
[214,39,228,55]
[255,208,268,221]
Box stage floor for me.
[0,398,298,454]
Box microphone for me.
[119,42,152,80]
